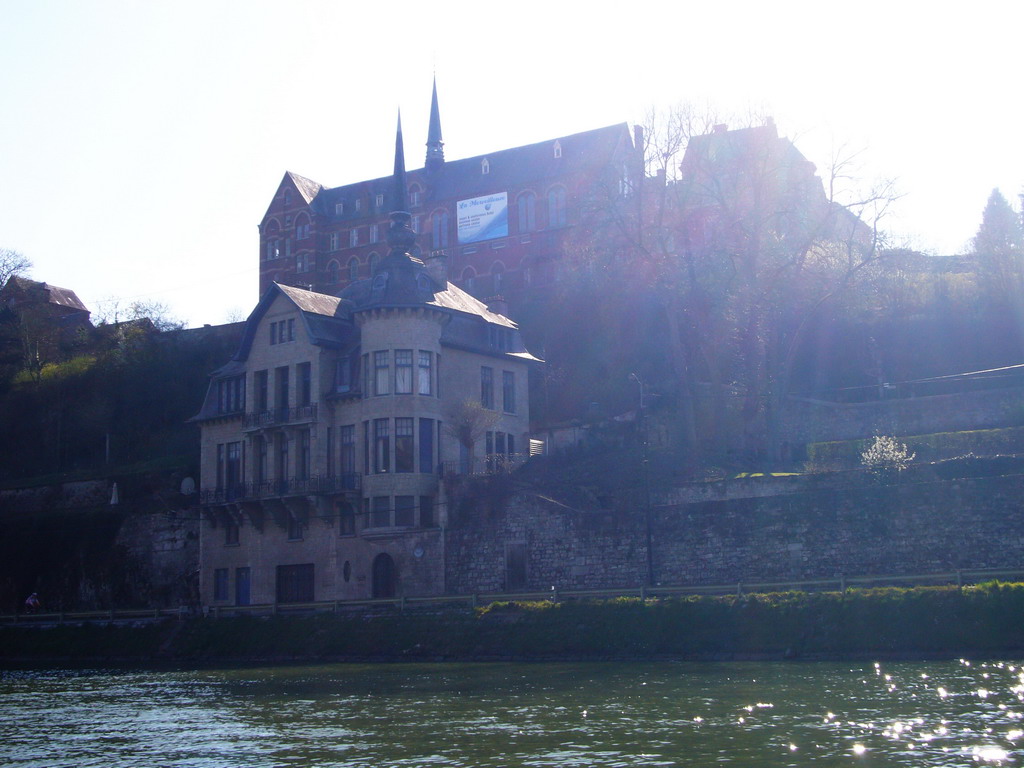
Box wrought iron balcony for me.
[244,404,318,429]
[199,474,360,504]
[439,453,528,478]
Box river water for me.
[2,659,1023,767]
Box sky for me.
[2,1,1023,328]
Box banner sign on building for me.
[457,192,508,244]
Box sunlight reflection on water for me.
[3,659,1024,766]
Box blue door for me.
[235,567,251,606]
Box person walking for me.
[24,592,40,614]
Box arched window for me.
[408,184,422,207]
[547,186,567,228]
[326,260,340,284]
[553,140,562,159]
[295,213,311,241]
[481,158,490,175]
[264,219,281,261]
[348,258,360,282]
[517,192,536,233]
[431,210,449,250]
[369,252,380,275]
[461,266,476,294]
[491,261,505,295]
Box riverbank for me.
[3,583,1024,665]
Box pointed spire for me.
[392,110,408,212]
[425,76,445,172]
[386,109,417,263]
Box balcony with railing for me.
[200,473,360,504]
[244,404,318,429]
[439,453,528,478]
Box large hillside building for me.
[258,79,641,305]
[194,120,539,605]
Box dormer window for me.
[481,158,490,175]
[409,185,421,207]
[335,202,345,216]
[553,140,562,159]
[216,375,246,415]
[355,199,362,213]
[375,193,384,208]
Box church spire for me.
[392,110,408,213]
[425,76,444,172]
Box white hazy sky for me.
[2,0,1022,328]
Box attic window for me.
[335,202,345,216]
[553,141,562,159]
[355,199,362,213]
[284,190,292,206]
[481,158,490,175]
[376,194,384,208]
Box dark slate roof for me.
[337,261,517,329]
[229,282,354,363]
[287,171,324,204]
[303,123,632,222]
[277,282,346,316]
[429,285,516,328]
[5,276,90,312]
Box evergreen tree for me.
[973,189,1024,354]
[974,188,1023,257]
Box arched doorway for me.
[372,553,397,598]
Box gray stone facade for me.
[444,471,1024,594]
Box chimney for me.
[633,124,644,151]
[485,295,509,317]
[714,123,728,134]
[424,250,449,287]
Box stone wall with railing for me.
[445,468,1024,594]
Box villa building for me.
[193,120,538,606]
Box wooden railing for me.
[5,567,1024,624]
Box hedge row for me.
[5,583,1024,663]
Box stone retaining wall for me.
[445,473,1024,593]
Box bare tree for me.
[571,105,899,464]
[0,248,32,288]
[444,398,501,474]
[94,298,185,331]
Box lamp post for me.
[630,373,654,587]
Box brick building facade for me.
[258,80,640,306]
